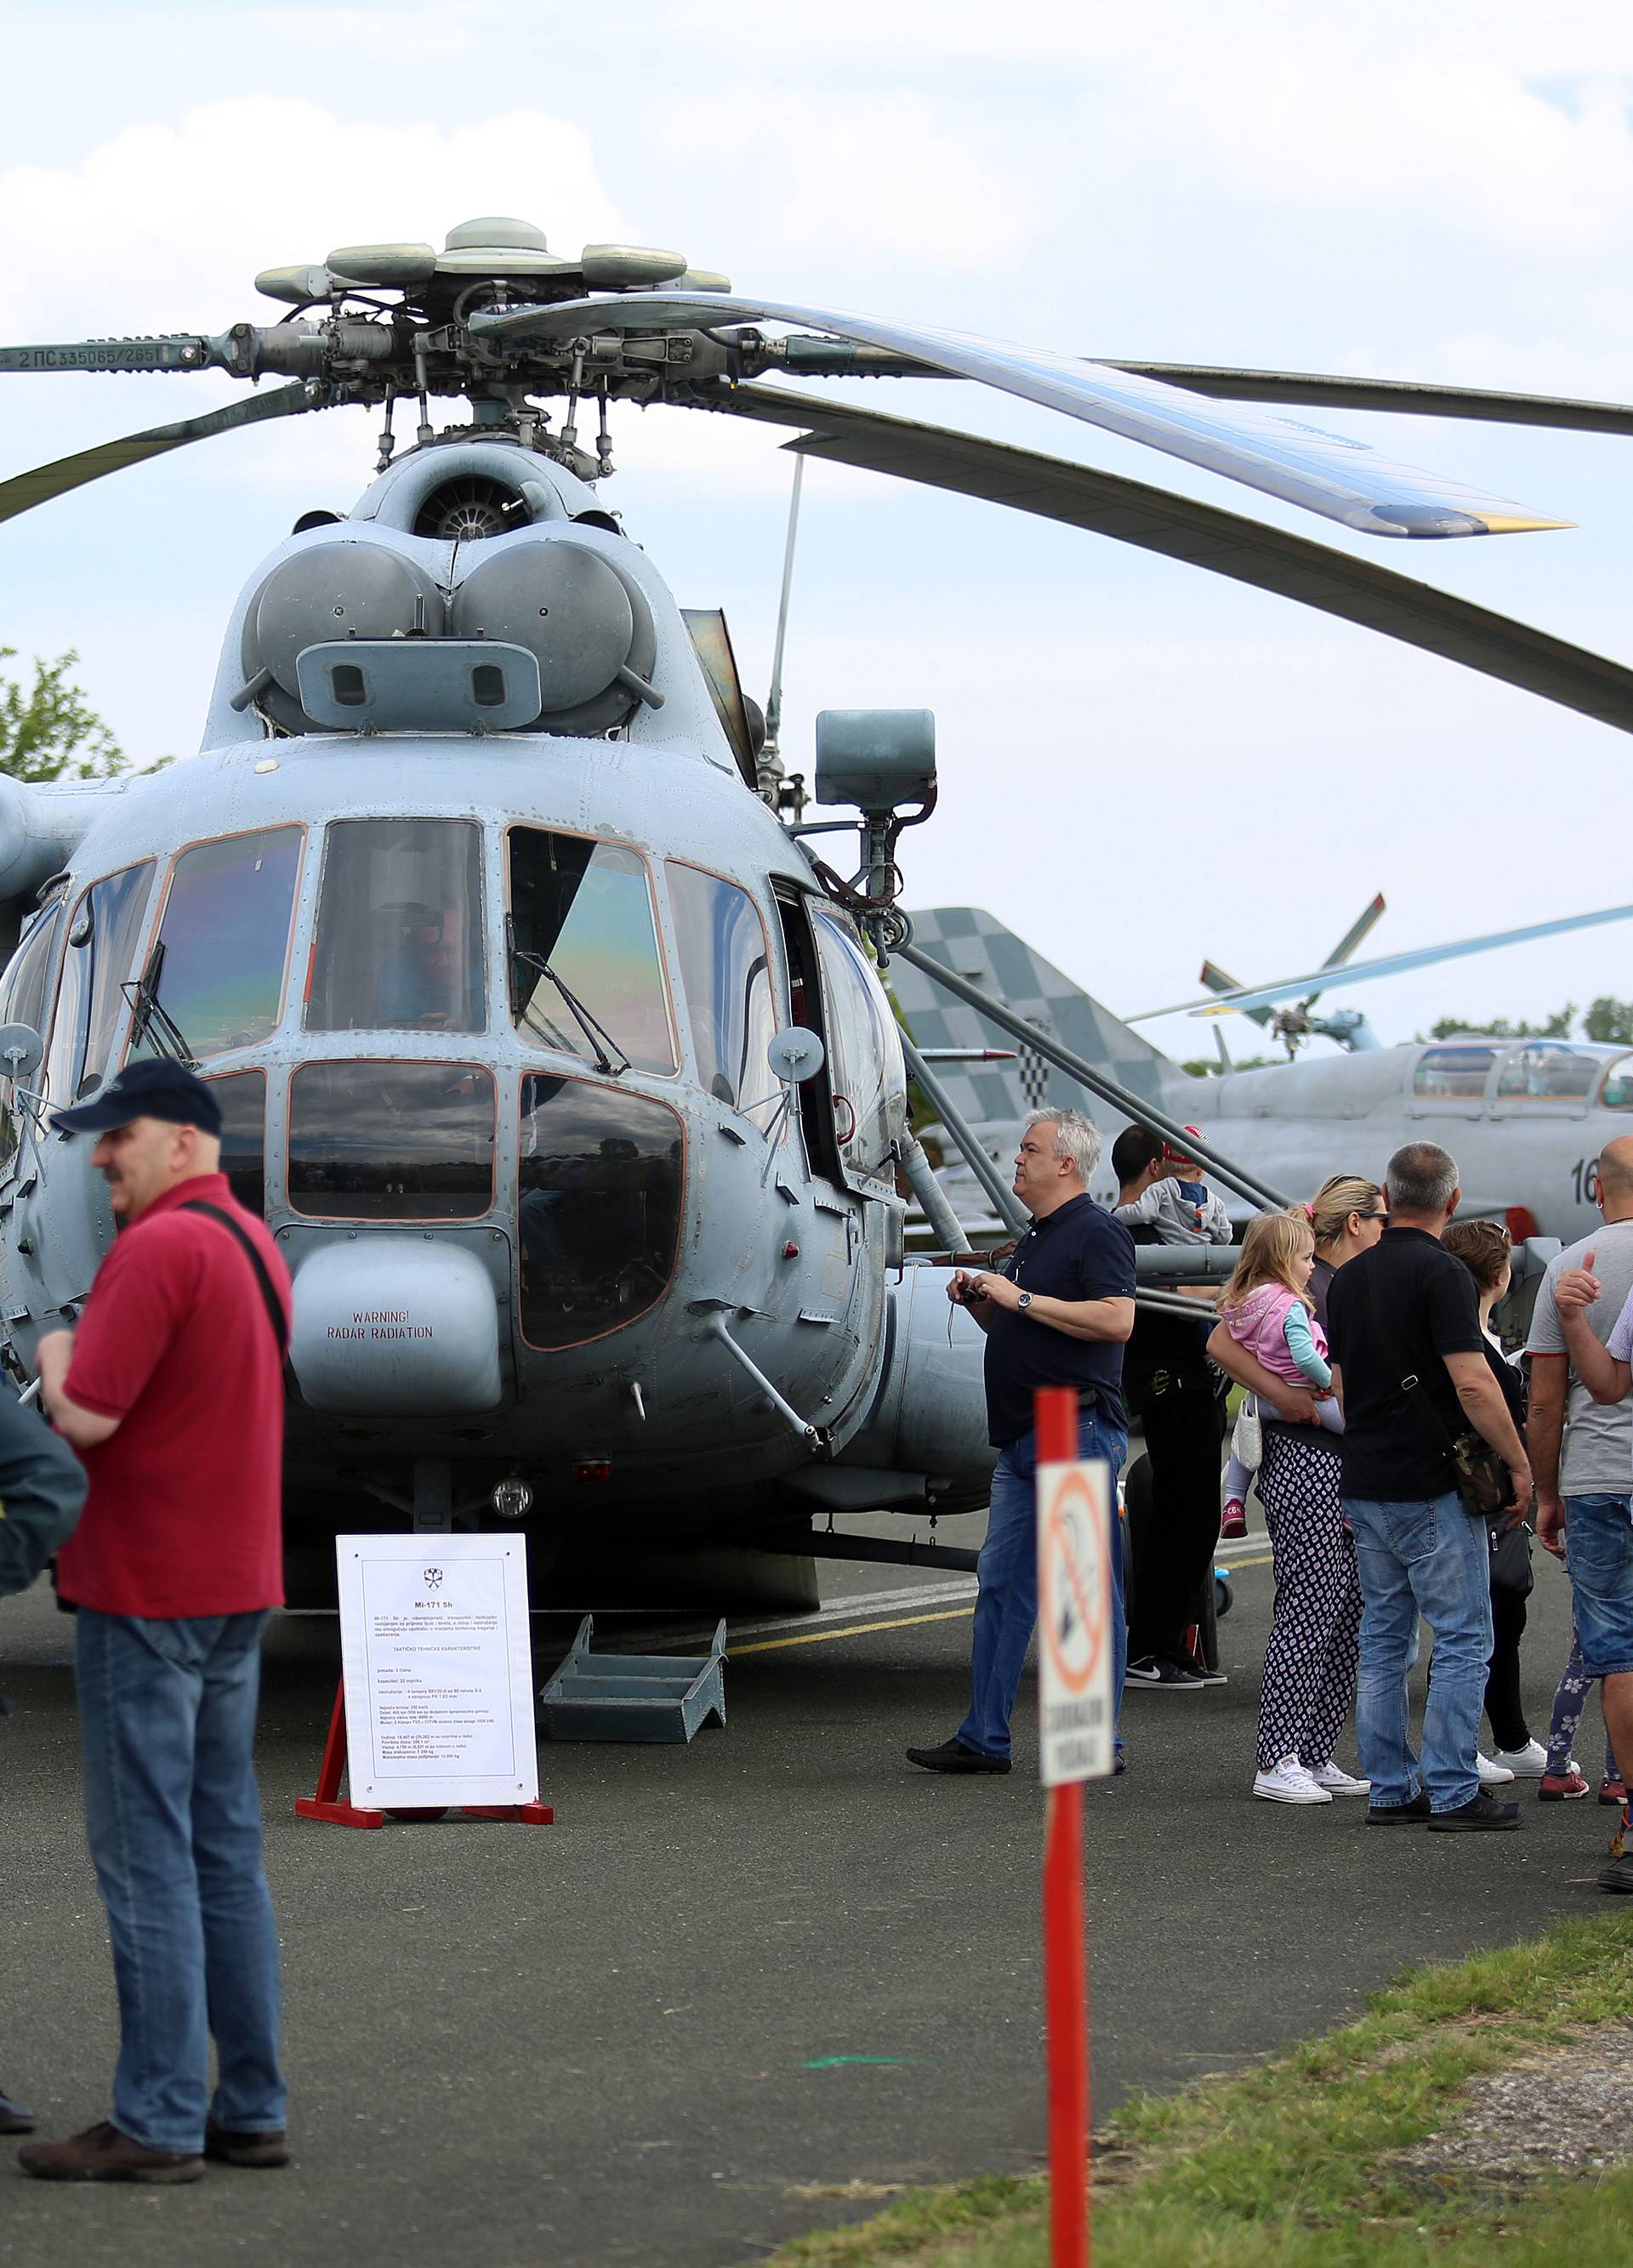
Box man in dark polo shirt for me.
[23,1060,293,2184]
[1326,1141,1531,1833]
[908,1107,1135,1774]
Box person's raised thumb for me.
[1586,1250,1597,1273]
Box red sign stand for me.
[1037,1384,1090,2268]
[294,1680,555,1828]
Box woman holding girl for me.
[1207,1177,1386,1805]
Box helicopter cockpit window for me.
[1495,1044,1602,1102]
[507,829,675,1076]
[1411,1046,1497,1103]
[130,827,303,1066]
[206,1069,268,1219]
[518,1075,684,1348]
[0,901,63,1175]
[43,861,155,1107]
[810,905,906,1185]
[287,1061,496,1220]
[665,861,779,1130]
[306,820,484,1034]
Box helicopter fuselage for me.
[0,435,993,1584]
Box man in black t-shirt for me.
[907,1108,1135,1775]
[1326,1142,1532,1831]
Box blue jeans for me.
[1564,1493,1633,1679]
[1343,1492,1493,1814]
[959,1411,1128,1762]
[75,1609,286,2153]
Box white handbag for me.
[1230,1396,1263,1474]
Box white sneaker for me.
[1477,1751,1516,1785]
[1252,1756,1334,1805]
[1488,1739,1549,1779]
[1306,1759,1372,1797]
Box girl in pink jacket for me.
[1218,1210,1344,1534]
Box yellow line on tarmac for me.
[730,1554,1277,1658]
[730,1606,975,1656]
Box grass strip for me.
[757,1913,1633,2266]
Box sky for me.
[5,2,1633,1062]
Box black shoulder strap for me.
[179,1200,290,1359]
[1361,1251,1457,1462]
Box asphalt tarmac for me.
[0,1515,1619,2268]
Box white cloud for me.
[0,98,623,342]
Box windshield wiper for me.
[507,926,629,1077]
[121,941,197,1070]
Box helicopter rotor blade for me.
[763,452,805,756]
[1321,892,1388,971]
[1100,364,1633,439]
[471,293,1567,540]
[1199,958,1273,1031]
[0,383,322,526]
[0,336,230,378]
[1295,890,1391,1013]
[708,385,1633,739]
[1133,901,1633,1023]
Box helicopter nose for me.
[287,1235,503,1415]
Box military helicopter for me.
[891,899,1633,1268]
[5,213,1633,1601]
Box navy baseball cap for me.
[51,1058,224,1140]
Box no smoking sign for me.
[1037,1460,1115,1785]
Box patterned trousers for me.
[1255,1431,1363,1772]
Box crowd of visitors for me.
[9,1079,1633,2180]
[911,1111,1633,1892]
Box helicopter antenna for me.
[763,454,805,764]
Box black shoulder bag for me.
[1361,1262,1510,1520]
[179,1200,290,1360]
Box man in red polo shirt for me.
[22,1059,293,2186]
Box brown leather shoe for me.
[204,2119,290,2169]
[18,2120,205,2183]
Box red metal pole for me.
[1037,1384,1089,2268]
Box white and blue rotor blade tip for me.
[471,293,1570,540]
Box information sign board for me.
[335,1532,538,1810]
[1036,1459,1114,1786]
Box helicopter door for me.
[665,861,781,1135]
[806,905,908,1195]
[0,899,64,1182]
[773,890,845,1184]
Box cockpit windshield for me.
[130,827,302,1065]
[507,828,674,1076]
[1495,1043,1602,1102]
[306,819,485,1034]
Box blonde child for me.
[1218,1208,1343,1538]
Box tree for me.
[1424,1005,1575,1042]
[1181,1054,1281,1077]
[0,648,156,782]
[1584,998,1633,1046]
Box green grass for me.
[756,1914,1633,2265]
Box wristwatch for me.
[1016,1290,1033,1312]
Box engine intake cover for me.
[451,541,655,730]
